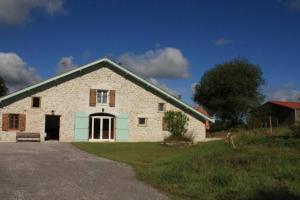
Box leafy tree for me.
[0,76,8,97]
[193,58,265,126]
[247,103,272,128]
[164,111,189,138]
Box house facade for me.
[0,58,213,142]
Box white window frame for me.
[138,117,147,127]
[97,90,109,105]
[90,116,114,141]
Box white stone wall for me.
[0,66,206,142]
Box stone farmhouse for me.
[0,58,214,142]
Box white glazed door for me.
[91,116,113,141]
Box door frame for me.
[44,114,61,141]
[90,116,114,141]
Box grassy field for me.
[73,130,300,200]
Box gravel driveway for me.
[0,142,167,200]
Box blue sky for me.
[0,0,300,104]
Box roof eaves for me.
[269,101,300,109]
[0,58,106,103]
[104,58,215,123]
[0,58,215,123]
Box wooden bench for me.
[16,132,41,142]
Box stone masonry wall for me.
[0,65,206,142]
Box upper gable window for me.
[32,97,41,108]
[97,90,108,104]
[158,103,166,112]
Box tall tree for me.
[193,58,265,126]
[0,76,8,97]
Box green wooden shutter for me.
[116,113,129,142]
[74,112,89,142]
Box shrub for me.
[290,123,300,138]
[164,111,189,139]
[164,134,193,142]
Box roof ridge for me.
[0,58,214,122]
[269,101,300,109]
[271,100,300,103]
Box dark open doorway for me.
[45,115,60,141]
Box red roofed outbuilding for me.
[256,101,300,126]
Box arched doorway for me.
[89,113,115,141]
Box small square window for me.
[32,97,41,108]
[158,103,166,112]
[138,118,147,126]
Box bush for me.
[290,123,300,138]
[164,111,189,139]
[164,134,193,142]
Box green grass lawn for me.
[73,133,300,200]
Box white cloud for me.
[118,47,189,78]
[0,52,41,91]
[289,0,300,10]
[57,56,77,74]
[265,83,300,101]
[0,0,64,26]
[212,38,232,46]
[191,82,197,95]
[280,0,300,10]
[148,78,179,97]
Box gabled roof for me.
[269,101,300,109]
[0,58,214,122]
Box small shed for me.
[254,101,300,127]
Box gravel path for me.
[0,142,167,200]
